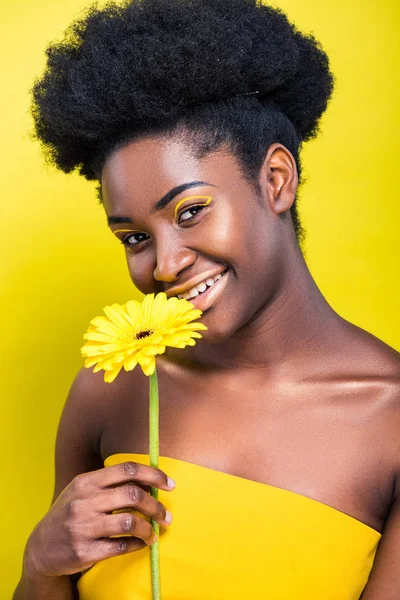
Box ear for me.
[259,143,298,215]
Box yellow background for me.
[2,0,398,596]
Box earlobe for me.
[262,143,298,215]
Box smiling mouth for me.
[179,268,229,313]
[176,269,229,301]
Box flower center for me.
[135,329,153,340]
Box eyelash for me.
[120,232,150,247]
[120,204,208,247]
[178,203,208,224]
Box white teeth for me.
[176,270,227,300]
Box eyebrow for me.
[107,180,216,226]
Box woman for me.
[14,0,399,598]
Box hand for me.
[25,462,175,578]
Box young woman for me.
[14,0,399,598]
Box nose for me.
[153,240,197,283]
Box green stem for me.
[149,369,161,600]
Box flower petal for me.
[83,332,118,343]
[123,355,138,371]
[141,293,155,325]
[103,304,132,330]
[125,300,143,325]
[141,358,156,376]
[104,366,123,383]
[89,317,123,336]
[140,344,165,357]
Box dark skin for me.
[15,134,400,599]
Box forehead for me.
[101,135,245,211]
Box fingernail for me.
[152,534,158,544]
[167,477,176,489]
[164,510,173,525]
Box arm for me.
[13,571,78,600]
[13,366,174,599]
[360,395,400,600]
[360,490,400,599]
[13,368,104,599]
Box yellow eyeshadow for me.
[113,229,141,234]
[174,195,213,218]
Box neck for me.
[178,244,341,372]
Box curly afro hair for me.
[31,0,335,242]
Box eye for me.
[121,232,150,247]
[178,204,207,224]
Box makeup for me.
[173,195,213,219]
[113,228,140,234]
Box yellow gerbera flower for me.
[81,292,207,382]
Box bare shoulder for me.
[52,366,149,502]
[67,364,151,439]
[337,318,400,459]
[337,328,400,598]
[319,318,400,458]
[336,318,399,386]
[77,364,154,460]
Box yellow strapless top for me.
[77,453,381,600]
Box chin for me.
[196,309,243,344]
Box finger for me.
[82,461,176,492]
[93,512,158,546]
[95,484,171,526]
[118,482,151,494]
[84,537,148,565]
[97,536,149,561]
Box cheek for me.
[213,206,240,249]
[203,205,251,262]
[125,251,155,293]
[230,206,272,272]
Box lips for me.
[184,268,229,313]
[166,269,228,300]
